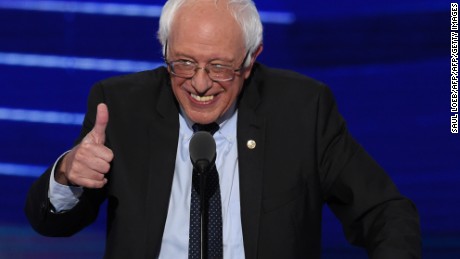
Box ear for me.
[243,44,264,79]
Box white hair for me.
[157,0,263,67]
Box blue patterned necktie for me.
[189,123,223,259]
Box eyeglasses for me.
[164,42,249,82]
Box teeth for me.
[191,93,214,102]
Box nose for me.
[191,67,213,94]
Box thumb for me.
[91,103,109,144]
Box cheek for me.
[170,78,187,95]
[220,81,244,108]
[228,86,241,100]
[230,79,245,97]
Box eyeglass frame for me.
[163,41,250,82]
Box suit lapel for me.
[237,66,265,258]
[144,75,180,258]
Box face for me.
[167,1,260,124]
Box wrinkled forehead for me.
[169,0,245,51]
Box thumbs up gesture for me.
[55,103,114,188]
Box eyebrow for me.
[176,53,235,63]
[165,42,237,64]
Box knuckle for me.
[102,162,111,173]
[107,151,114,161]
[80,142,91,149]
[89,180,104,189]
[95,174,104,181]
[74,151,85,162]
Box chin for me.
[191,111,221,124]
[184,104,222,124]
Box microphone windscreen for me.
[189,131,216,170]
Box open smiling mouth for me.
[191,93,215,102]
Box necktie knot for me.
[192,123,219,135]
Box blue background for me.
[0,0,458,258]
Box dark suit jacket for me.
[25,63,421,258]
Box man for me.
[25,0,421,258]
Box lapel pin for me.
[247,139,256,149]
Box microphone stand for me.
[189,131,216,259]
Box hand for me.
[55,103,114,188]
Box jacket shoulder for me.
[253,63,327,92]
[247,63,333,110]
[96,66,169,91]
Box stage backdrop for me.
[0,0,457,258]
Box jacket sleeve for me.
[24,82,108,237]
[316,86,421,258]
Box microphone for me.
[189,131,216,175]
